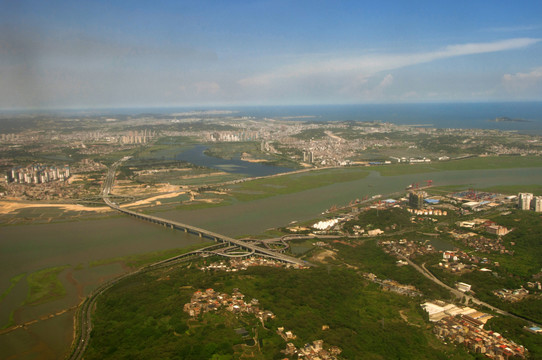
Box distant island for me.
[490,116,531,123]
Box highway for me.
[102,158,307,267]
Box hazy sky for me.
[1,0,541,109]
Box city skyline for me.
[1,0,542,109]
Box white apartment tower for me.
[534,196,542,212]
[303,150,314,163]
[518,193,534,210]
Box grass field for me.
[166,155,540,202]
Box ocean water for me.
[133,102,541,132]
[21,102,542,133]
[235,102,542,132]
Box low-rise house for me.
[456,282,472,293]
[432,315,527,359]
[486,225,511,236]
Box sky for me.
[1,0,542,109]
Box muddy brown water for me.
[1,167,541,359]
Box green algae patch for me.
[0,273,26,303]
[25,266,70,305]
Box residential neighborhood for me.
[199,257,307,272]
[184,288,343,359]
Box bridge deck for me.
[102,159,307,267]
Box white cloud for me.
[194,81,220,95]
[401,91,418,99]
[503,67,542,92]
[378,74,393,88]
[435,38,539,58]
[239,38,540,88]
[362,74,394,100]
[505,66,542,80]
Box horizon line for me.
[1,100,542,114]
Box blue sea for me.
[23,102,542,133]
[233,102,542,133]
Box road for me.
[399,254,541,326]
[102,158,307,267]
[66,250,202,360]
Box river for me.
[1,164,542,359]
[159,167,542,237]
[0,217,207,359]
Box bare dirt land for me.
[0,201,111,214]
[121,191,187,208]
[111,181,182,196]
[240,153,269,163]
[311,249,337,263]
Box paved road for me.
[102,158,307,267]
[399,254,541,326]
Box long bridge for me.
[102,157,308,267]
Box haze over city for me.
[1,0,542,109]
[3,2,542,360]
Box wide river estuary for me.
[1,158,542,359]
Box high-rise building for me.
[6,164,71,184]
[409,191,424,209]
[534,196,542,213]
[518,193,534,210]
[303,150,314,163]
